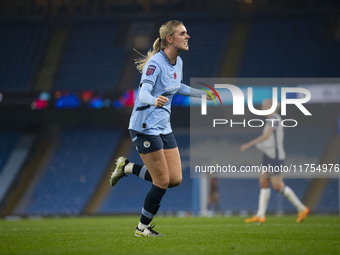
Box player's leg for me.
[162,132,182,188]
[245,171,270,223]
[134,132,182,236]
[164,147,182,188]
[135,149,169,237]
[110,131,168,236]
[271,175,309,222]
[110,130,155,186]
[116,133,181,187]
[208,179,220,212]
[110,157,152,186]
[110,132,180,187]
[257,175,271,220]
[110,153,181,186]
[270,173,284,192]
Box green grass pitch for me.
[1,215,340,255]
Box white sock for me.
[282,186,306,212]
[137,222,149,230]
[256,188,271,218]
[123,163,134,174]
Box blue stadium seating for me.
[180,20,232,84]
[239,15,340,77]
[285,126,331,161]
[218,179,259,212]
[315,152,340,213]
[54,23,126,91]
[0,131,21,174]
[0,23,48,92]
[26,128,122,215]
[316,179,339,213]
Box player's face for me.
[171,24,190,51]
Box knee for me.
[273,183,284,192]
[260,179,270,188]
[154,175,170,189]
[168,176,182,188]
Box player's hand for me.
[155,95,168,107]
[240,143,250,152]
[207,92,216,100]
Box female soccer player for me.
[240,99,309,223]
[110,20,213,237]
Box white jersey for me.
[255,113,285,160]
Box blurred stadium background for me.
[0,0,340,218]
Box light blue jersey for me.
[129,50,183,135]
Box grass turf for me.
[1,215,340,255]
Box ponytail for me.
[134,37,162,73]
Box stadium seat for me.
[239,15,340,77]
[0,23,48,92]
[0,131,22,174]
[25,128,122,215]
[54,23,126,91]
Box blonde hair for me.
[134,20,183,73]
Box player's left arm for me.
[240,127,274,152]
[177,83,215,100]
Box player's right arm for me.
[139,61,168,107]
[139,83,168,107]
[240,127,274,152]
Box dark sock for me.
[140,184,167,225]
[132,164,152,182]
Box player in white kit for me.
[240,99,309,223]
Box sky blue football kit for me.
[129,50,203,153]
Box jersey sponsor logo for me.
[143,141,151,148]
[165,85,181,94]
[146,65,156,76]
[174,72,177,79]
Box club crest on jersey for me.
[174,72,177,79]
[146,65,156,76]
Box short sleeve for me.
[140,61,161,87]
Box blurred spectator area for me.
[54,22,126,91]
[1,0,340,16]
[0,131,22,174]
[239,15,340,77]
[0,0,199,16]
[0,23,48,92]
[23,128,122,215]
[0,3,340,93]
